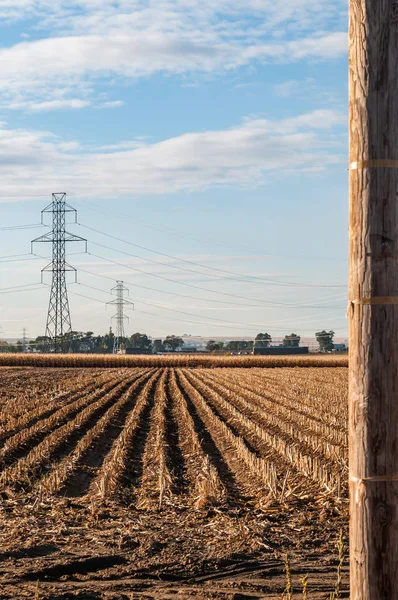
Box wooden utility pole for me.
[349,1,398,598]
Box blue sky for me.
[0,1,349,341]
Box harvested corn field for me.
[0,352,348,369]
[0,366,349,599]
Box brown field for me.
[0,364,349,599]
[0,352,348,369]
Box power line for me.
[0,282,45,292]
[0,256,45,264]
[86,251,345,309]
[0,251,85,264]
[0,285,46,295]
[0,253,35,260]
[0,223,47,231]
[44,263,260,308]
[82,253,346,310]
[77,282,345,332]
[68,287,346,334]
[78,223,347,289]
[81,200,348,264]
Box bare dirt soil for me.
[0,494,348,599]
[0,366,349,599]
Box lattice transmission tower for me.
[21,328,28,352]
[32,193,87,353]
[107,281,134,353]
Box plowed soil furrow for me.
[185,370,343,491]
[193,369,345,464]
[0,372,151,491]
[94,371,161,500]
[0,365,350,599]
[55,370,155,498]
[0,372,114,446]
[0,377,81,418]
[0,375,132,467]
[196,370,346,458]
[174,370,246,501]
[248,369,347,424]
[116,373,158,496]
[0,372,137,469]
[163,370,188,495]
[169,369,226,507]
[247,370,347,433]
[182,370,308,488]
[208,369,347,441]
[185,371,282,461]
[137,370,174,509]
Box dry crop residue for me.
[0,366,349,599]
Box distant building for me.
[333,343,348,353]
[253,346,309,356]
[178,347,198,353]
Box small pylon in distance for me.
[107,281,134,353]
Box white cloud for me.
[8,98,92,112]
[0,109,345,199]
[0,1,347,31]
[100,100,124,108]
[0,0,347,110]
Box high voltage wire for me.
[77,282,289,330]
[0,283,45,293]
[70,287,346,334]
[0,250,346,306]
[72,287,261,333]
[88,238,270,287]
[0,285,46,295]
[0,253,33,260]
[0,256,43,264]
[0,206,347,334]
[77,265,265,308]
[0,251,85,264]
[81,253,346,310]
[76,282,346,331]
[86,247,311,304]
[81,200,348,264]
[0,224,47,231]
[78,223,347,289]
[88,237,347,290]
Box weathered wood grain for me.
[349,1,398,598]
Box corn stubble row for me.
[0,366,348,509]
[0,352,348,369]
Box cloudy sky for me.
[0,0,348,341]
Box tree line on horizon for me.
[0,329,340,353]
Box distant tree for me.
[152,339,164,353]
[206,340,216,352]
[64,331,85,352]
[226,340,253,353]
[103,328,115,353]
[225,341,238,352]
[163,335,184,352]
[129,333,152,352]
[255,333,272,348]
[283,333,301,348]
[315,330,335,352]
[34,335,52,352]
[206,340,224,352]
[206,340,218,352]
